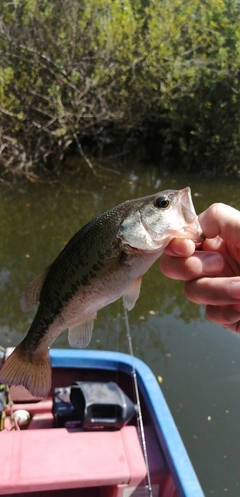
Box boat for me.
[0,348,204,497]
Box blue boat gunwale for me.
[50,349,204,497]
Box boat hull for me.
[0,349,204,497]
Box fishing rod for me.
[123,303,153,497]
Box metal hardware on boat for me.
[52,387,78,428]
[0,346,5,369]
[0,384,5,431]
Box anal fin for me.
[123,277,142,311]
[68,313,97,348]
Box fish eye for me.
[155,196,170,209]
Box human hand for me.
[160,203,240,332]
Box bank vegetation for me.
[1,0,240,178]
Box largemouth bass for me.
[0,187,203,397]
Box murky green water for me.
[0,161,240,496]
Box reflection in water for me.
[0,161,240,496]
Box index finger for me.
[185,276,240,306]
[199,203,240,247]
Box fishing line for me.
[114,301,122,400]
[123,303,153,497]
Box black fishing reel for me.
[53,381,137,430]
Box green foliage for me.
[1,0,240,177]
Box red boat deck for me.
[1,423,144,493]
[1,399,176,497]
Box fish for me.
[0,187,203,398]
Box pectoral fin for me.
[20,265,52,312]
[68,313,97,348]
[123,277,142,311]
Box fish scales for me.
[20,205,129,350]
[35,204,131,329]
[0,187,204,397]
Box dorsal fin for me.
[68,313,97,348]
[20,265,51,312]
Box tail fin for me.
[0,345,51,398]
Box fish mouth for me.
[139,186,205,247]
[179,187,205,242]
[180,187,198,224]
[141,218,205,246]
[175,225,205,243]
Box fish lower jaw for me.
[171,225,204,242]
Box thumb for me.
[199,203,240,247]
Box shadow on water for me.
[0,159,240,496]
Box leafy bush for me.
[1,0,240,177]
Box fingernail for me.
[228,281,240,299]
[172,239,195,256]
[202,253,224,273]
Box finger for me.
[206,304,240,333]
[160,251,224,281]
[199,203,240,247]
[184,277,240,305]
[224,322,240,332]
[163,238,196,257]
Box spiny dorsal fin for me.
[123,276,142,311]
[20,265,51,312]
[68,313,97,348]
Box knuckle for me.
[208,203,225,216]
[184,281,199,303]
[206,304,240,325]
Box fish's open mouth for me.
[181,206,197,224]
[180,188,198,224]
[175,225,205,243]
